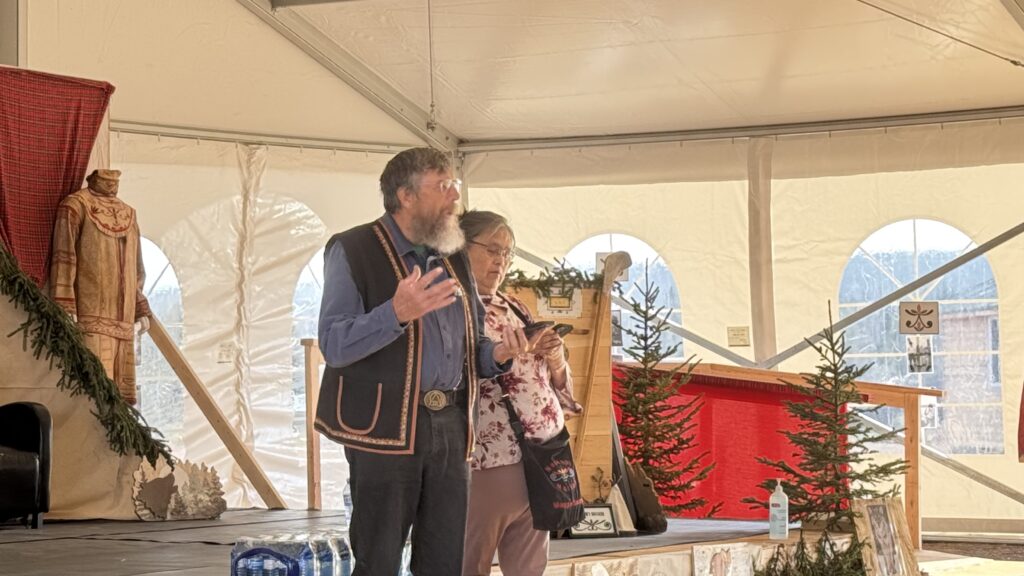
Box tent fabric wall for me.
[466,120,1024,526]
[111,133,390,508]
[770,123,1024,523]
[463,139,749,187]
[467,178,752,368]
[105,123,1022,523]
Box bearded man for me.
[316,147,538,575]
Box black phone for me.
[553,323,574,337]
[522,321,554,338]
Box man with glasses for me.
[316,147,538,575]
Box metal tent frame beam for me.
[458,105,1024,153]
[110,119,410,154]
[270,0,359,8]
[236,0,459,153]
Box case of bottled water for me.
[230,531,352,576]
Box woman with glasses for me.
[459,210,581,576]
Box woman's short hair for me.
[459,210,515,246]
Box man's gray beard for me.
[411,212,465,256]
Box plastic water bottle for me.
[769,479,789,540]
[398,537,412,576]
[343,480,353,525]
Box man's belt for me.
[419,388,463,411]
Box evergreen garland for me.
[614,265,720,516]
[0,241,172,466]
[743,310,907,532]
[502,261,603,298]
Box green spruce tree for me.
[744,311,908,532]
[614,265,719,516]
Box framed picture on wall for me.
[852,497,919,576]
[906,335,933,374]
[569,504,617,538]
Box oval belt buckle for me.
[423,389,447,411]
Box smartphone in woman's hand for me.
[522,321,554,338]
[553,323,573,337]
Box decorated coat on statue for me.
[50,169,151,404]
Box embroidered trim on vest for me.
[314,220,420,448]
[441,257,478,460]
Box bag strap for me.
[501,394,527,441]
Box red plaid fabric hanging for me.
[0,67,114,286]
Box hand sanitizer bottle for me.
[769,479,789,540]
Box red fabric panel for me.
[0,68,114,286]
[1018,386,1023,462]
[613,365,808,520]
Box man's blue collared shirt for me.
[317,214,503,389]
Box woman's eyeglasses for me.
[469,241,514,262]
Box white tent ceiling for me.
[243,0,1024,145]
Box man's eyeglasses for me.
[469,241,514,262]
[431,178,462,194]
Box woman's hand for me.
[493,324,548,364]
[534,331,566,368]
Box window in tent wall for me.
[563,233,684,362]
[290,246,348,510]
[136,237,186,455]
[291,247,324,433]
[837,219,1002,455]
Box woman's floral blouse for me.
[471,293,582,471]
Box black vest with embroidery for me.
[314,219,479,455]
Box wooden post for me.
[148,317,287,509]
[574,252,631,460]
[903,391,921,549]
[302,338,323,510]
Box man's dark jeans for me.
[345,403,470,576]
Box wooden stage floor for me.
[0,509,984,575]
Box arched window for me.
[838,219,1002,454]
[136,237,186,455]
[564,233,683,360]
[291,247,348,510]
[291,247,324,432]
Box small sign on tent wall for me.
[899,301,939,335]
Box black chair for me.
[0,402,51,529]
